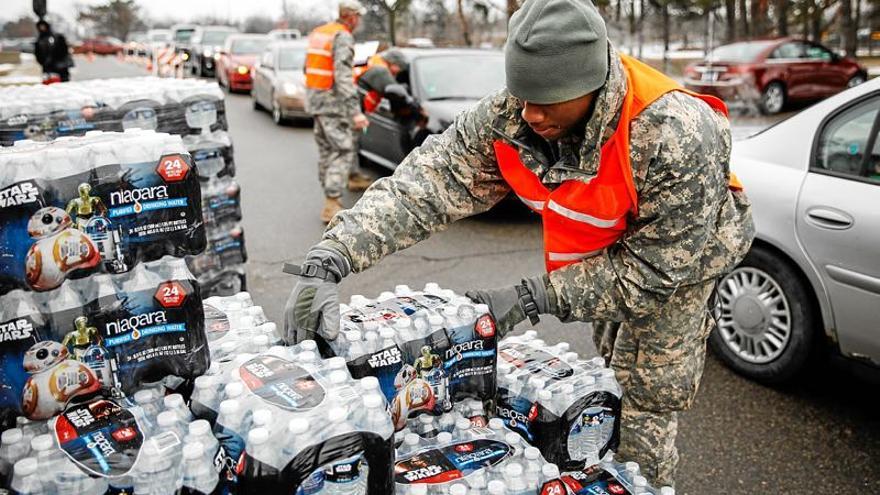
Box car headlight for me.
[236,66,249,75]
[213,53,221,60]
[181,52,189,61]
[282,82,303,96]
[202,49,212,57]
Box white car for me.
[717,77,880,383]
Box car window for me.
[805,44,834,61]
[261,50,273,68]
[707,41,776,62]
[277,48,306,70]
[414,54,505,101]
[770,42,805,59]
[815,97,880,180]
[231,38,269,55]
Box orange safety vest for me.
[305,22,349,90]
[355,55,390,113]
[494,55,742,272]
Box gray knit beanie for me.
[505,0,609,104]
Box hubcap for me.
[714,267,792,364]
[763,86,783,113]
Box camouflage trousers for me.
[313,114,355,199]
[593,280,716,488]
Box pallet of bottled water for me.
[0,77,227,145]
[555,453,673,495]
[330,284,498,433]
[395,410,570,495]
[202,291,281,359]
[190,176,247,297]
[189,341,396,494]
[0,382,224,495]
[495,331,622,471]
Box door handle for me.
[805,207,853,230]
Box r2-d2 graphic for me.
[85,216,128,273]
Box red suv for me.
[684,38,867,114]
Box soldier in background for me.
[304,0,374,223]
[286,0,754,486]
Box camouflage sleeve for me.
[333,31,359,118]
[548,92,733,322]
[319,91,514,272]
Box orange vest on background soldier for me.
[495,55,743,272]
[304,22,350,90]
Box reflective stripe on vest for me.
[495,54,738,272]
[305,22,348,90]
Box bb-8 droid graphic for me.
[24,206,101,291]
[21,340,101,420]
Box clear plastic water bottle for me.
[282,417,315,460]
[362,394,393,440]
[0,429,30,481]
[400,433,423,455]
[132,438,181,495]
[157,410,185,441]
[180,441,220,495]
[487,479,507,495]
[541,463,560,483]
[10,457,45,495]
[186,419,221,469]
[134,388,163,419]
[449,483,468,495]
[523,447,542,487]
[164,393,193,423]
[246,428,276,470]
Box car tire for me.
[272,97,286,125]
[760,82,786,115]
[847,74,866,89]
[709,245,818,384]
[252,92,262,111]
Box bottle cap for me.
[300,340,317,352]
[133,389,155,404]
[327,357,347,370]
[246,306,264,317]
[419,415,434,425]
[659,487,675,495]
[346,330,363,342]
[224,382,244,398]
[363,394,383,409]
[408,483,428,494]
[379,328,395,339]
[297,350,317,363]
[634,476,648,487]
[253,408,273,426]
[449,484,467,495]
[359,376,380,391]
[404,433,420,445]
[157,411,178,427]
[625,461,640,473]
[542,463,560,478]
[30,434,53,452]
[436,432,452,444]
[329,370,348,384]
[488,418,504,430]
[13,457,37,476]
[219,400,240,415]
[1,428,22,444]
[525,446,541,460]
[455,417,471,430]
[163,394,185,409]
[189,419,211,436]
[248,428,269,445]
[194,375,215,390]
[183,441,204,460]
[505,433,521,446]
[488,480,507,494]
[504,462,523,476]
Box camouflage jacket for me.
[306,25,359,119]
[320,46,755,322]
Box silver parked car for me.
[717,77,880,383]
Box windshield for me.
[150,32,170,42]
[202,30,233,45]
[415,54,505,100]
[231,38,269,55]
[278,47,306,70]
[707,41,776,62]
[174,29,195,43]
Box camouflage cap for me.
[338,0,367,15]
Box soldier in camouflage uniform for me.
[305,0,374,223]
[285,0,754,486]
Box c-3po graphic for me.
[61,315,117,391]
[66,183,127,273]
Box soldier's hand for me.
[353,113,369,131]
[466,276,552,337]
[282,246,352,345]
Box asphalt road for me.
[75,55,880,494]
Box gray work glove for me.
[466,276,554,338]
[282,246,351,345]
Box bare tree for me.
[738,0,750,38]
[458,0,473,46]
[367,0,413,45]
[776,0,789,35]
[840,0,857,55]
[725,0,737,41]
[77,0,145,40]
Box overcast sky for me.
[5,0,334,23]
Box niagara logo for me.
[0,318,34,343]
[109,185,169,206]
[104,311,168,336]
[0,181,40,208]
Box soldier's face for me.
[521,92,596,141]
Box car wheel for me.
[252,91,262,110]
[710,246,818,384]
[272,97,286,125]
[847,74,866,89]
[760,82,786,115]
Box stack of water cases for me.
[201,291,282,360]
[0,130,210,431]
[0,77,247,297]
[0,382,227,495]
[395,409,572,495]
[189,340,396,494]
[495,331,622,471]
[330,284,498,434]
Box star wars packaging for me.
[555,453,669,495]
[0,388,228,495]
[188,343,396,494]
[0,256,209,427]
[0,130,207,295]
[394,411,569,495]
[495,332,622,471]
[325,284,498,433]
[0,77,228,146]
